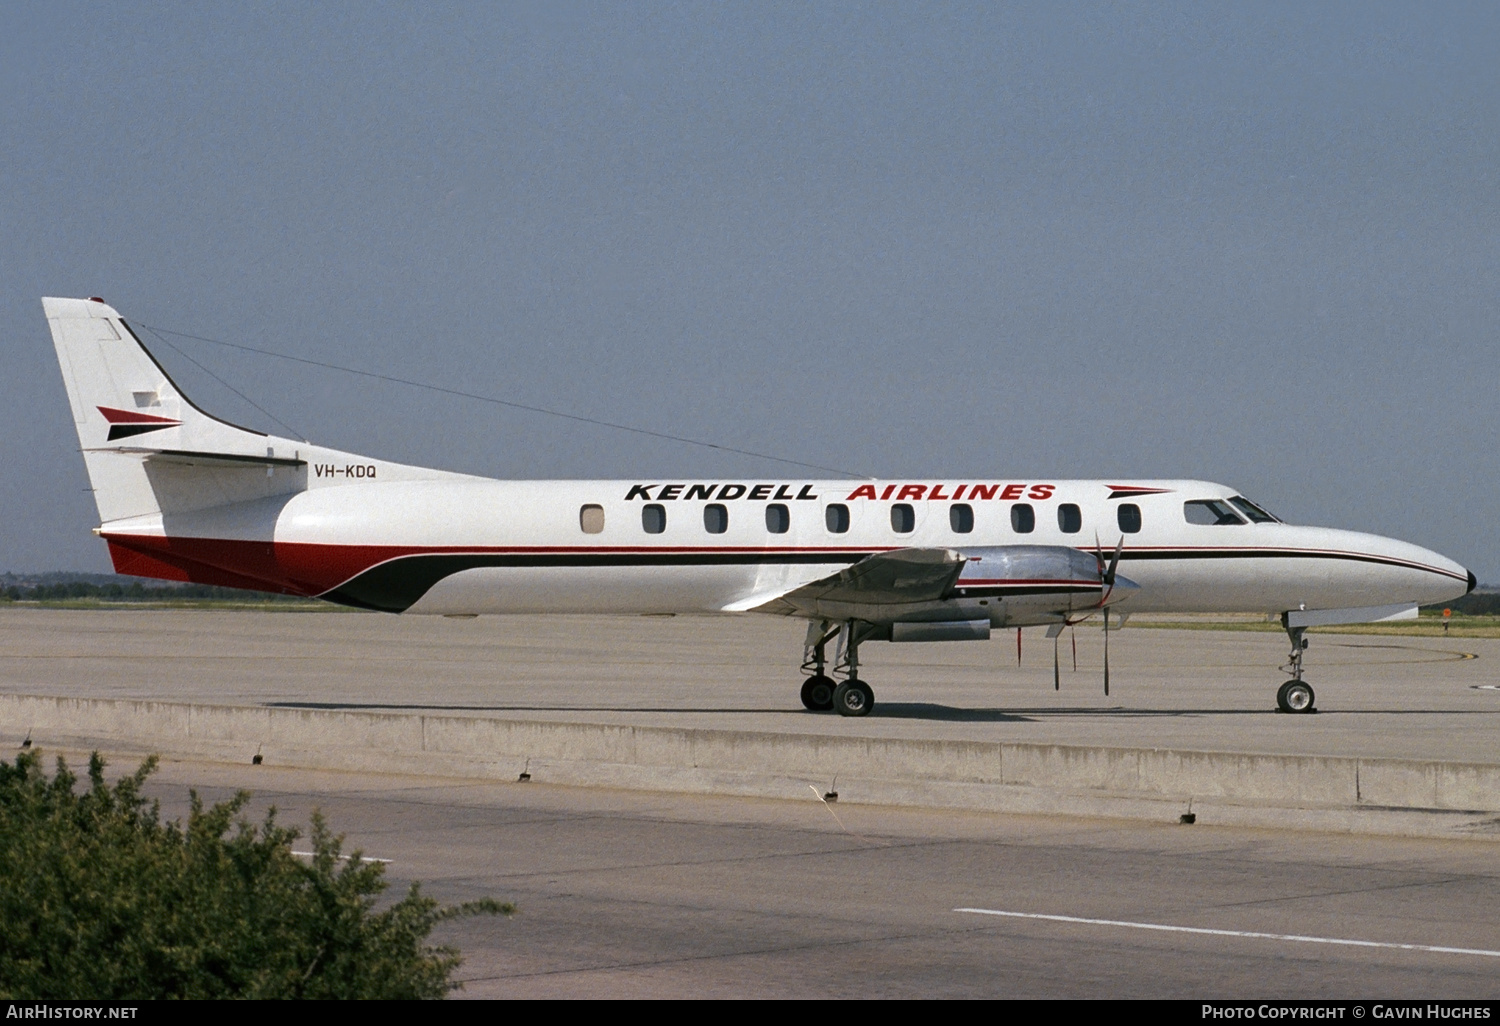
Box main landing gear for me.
[1276,617,1316,714]
[801,620,879,717]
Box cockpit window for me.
[1184,499,1246,526]
[1229,496,1280,524]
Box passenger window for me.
[1117,503,1142,534]
[1184,499,1245,526]
[950,503,973,533]
[826,503,850,534]
[766,503,790,534]
[891,503,915,533]
[703,503,728,534]
[1057,503,1082,534]
[642,503,666,534]
[1011,503,1035,534]
[580,504,605,534]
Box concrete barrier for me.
[5,692,1500,839]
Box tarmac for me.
[2,607,1498,837]
[7,607,1500,997]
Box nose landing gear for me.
[1276,617,1317,714]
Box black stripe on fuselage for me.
[322,550,874,612]
[1110,547,1463,579]
[319,544,1457,613]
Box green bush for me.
[0,750,511,999]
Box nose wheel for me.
[1276,680,1316,714]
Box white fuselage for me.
[99,470,1471,620]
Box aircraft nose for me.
[1469,569,1478,595]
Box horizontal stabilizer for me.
[87,447,308,469]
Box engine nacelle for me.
[954,544,1136,622]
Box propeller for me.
[1094,533,1125,604]
[1093,533,1125,696]
[1053,631,1060,690]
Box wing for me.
[735,547,966,619]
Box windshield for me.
[1229,496,1280,524]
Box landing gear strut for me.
[801,619,879,716]
[800,620,837,711]
[1276,616,1317,714]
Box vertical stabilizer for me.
[43,296,295,523]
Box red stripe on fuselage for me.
[105,535,439,595]
[101,535,890,596]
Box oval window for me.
[766,503,790,534]
[642,503,666,534]
[1058,503,1082,534]
[891,503,915,533]
[826,504,850,534]
[950,503,973,533]
[1011,503,1035,534]
[1118,503,1142,534]
[580,504,605,534]
[704,503,728,534]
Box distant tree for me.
[0,750,511,999]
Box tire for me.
[832,680,875,717]
[800,675,836,711]
[1277,680,1315,713]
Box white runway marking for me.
[954,908,1500,959]
[291,850,392,864]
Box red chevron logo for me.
[98,406,181,441]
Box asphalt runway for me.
[1,607,1496,762]
[101,755,1500,999]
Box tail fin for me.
[44,296,299,523]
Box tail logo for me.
[97,406,181,441]
[1105,485,1174,500]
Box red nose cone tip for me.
[1469,570,1478,594]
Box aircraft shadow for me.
[265,700,1500,721]
[269,701,815,715]
[870,703,1034,722]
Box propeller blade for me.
[1103,609,1111,697]
[1016,627,1022,667]
[1053,633,1060,691]
[1105,536,1125,585]
[1071,626,1078,671]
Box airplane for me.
[43,296,1476,717]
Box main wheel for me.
[800,675,836,711]
[1276,680,1315,713]
[832,679,875,717]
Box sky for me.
[2,2,1497,580]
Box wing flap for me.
[736,547,967,617]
